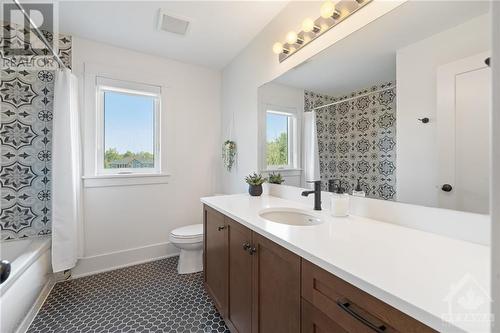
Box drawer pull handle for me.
[337,300,387,333]
[217,225,226,231]
[243,243,251,251]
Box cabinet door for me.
[251,233,301,333]
[204,206,228,316]
[227,218,253,333]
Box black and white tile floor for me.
[28,257,230,333]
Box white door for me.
[437,52,491,214]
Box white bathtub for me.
[0,238,52,333]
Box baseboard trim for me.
[71,241,180,279]
[16,277,55,333]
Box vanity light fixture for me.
[320,1,341,20]
[273,42,289,55]
[302,18,320,33]
[272,0,372,62]
[286,31,304,45]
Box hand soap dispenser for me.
[329,180,349,217]
[352,178,366,197]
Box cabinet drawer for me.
[301,260,436,333]
[302,299,348,333]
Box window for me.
[96,77,161,175]
[266,110,296,169]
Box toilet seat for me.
[170,224,203,243]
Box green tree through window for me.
[267,132,288,166]
[105,148,154,169]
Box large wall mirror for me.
[258,1,491,214]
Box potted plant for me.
[222,140,236,171]
[245,172,267,196]
[268,172,284,185]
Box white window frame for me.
[95,76,162,176]
[264,107,298,171]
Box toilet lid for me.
[171,224,203,239]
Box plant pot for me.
[248,184,263,196]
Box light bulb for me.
[320,0,340,19]
[286,31,298,44]
[272,42,283,54]
[320,0,335,18]
[302,18,315,33]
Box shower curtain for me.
[52,69,83,272]
[303,111,320,185]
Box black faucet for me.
[301,180,322,211]
[0,260,11,284]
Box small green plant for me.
[222,140,236,172]
[268,172,284,184]
[245,172,267,186]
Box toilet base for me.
[177,249,203,274]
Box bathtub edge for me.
[14,276,55,333]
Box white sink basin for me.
[258,208,324,226]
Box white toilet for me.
[169,224,204,274]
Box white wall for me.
[72,37,221,276]
[491,1,499,331]
[221,1,406,194]
[396,14,491,208]
[257,82,304,187]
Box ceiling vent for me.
[157,10,191,36]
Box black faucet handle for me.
[328,179,339,192]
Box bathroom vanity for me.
[201,194,489,333]
[207,2,492,332]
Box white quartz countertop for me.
[201,194,491,333]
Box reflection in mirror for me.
[258,1,491,214]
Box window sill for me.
[261,168,302,177]
[82,173,171,188]
[262,168,302,173]
[264,167,302,171]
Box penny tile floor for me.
[27,257,229,333]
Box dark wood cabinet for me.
[203,205,301,333]
[203,206,228,316]
[302,260,437,333]
[203,205,435,333]
[302,299,349,333]
[227,218,253,333]
[251,232,301,333]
